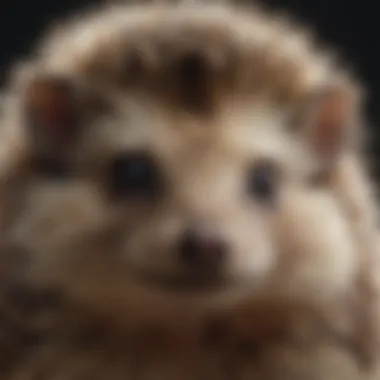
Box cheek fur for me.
[273,189,357,296]
[226,217,277,282]
[8,182,114,283]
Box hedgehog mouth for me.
[139,270,232,294]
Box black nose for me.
[178,227,228,269]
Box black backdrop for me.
[1,0,379,181]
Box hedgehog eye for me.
[108,152,163,199]
[247,160,280,203]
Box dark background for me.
[0,0,379,179]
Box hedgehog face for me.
[2,3,361,307]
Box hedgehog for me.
[0,1,379,379]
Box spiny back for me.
[13,1,360,113]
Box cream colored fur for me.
[0,1,379,379]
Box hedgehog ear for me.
[21,74,109,159]
[22,75,81,157]
[297,82,362,170]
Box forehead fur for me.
[20,1,359,113]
